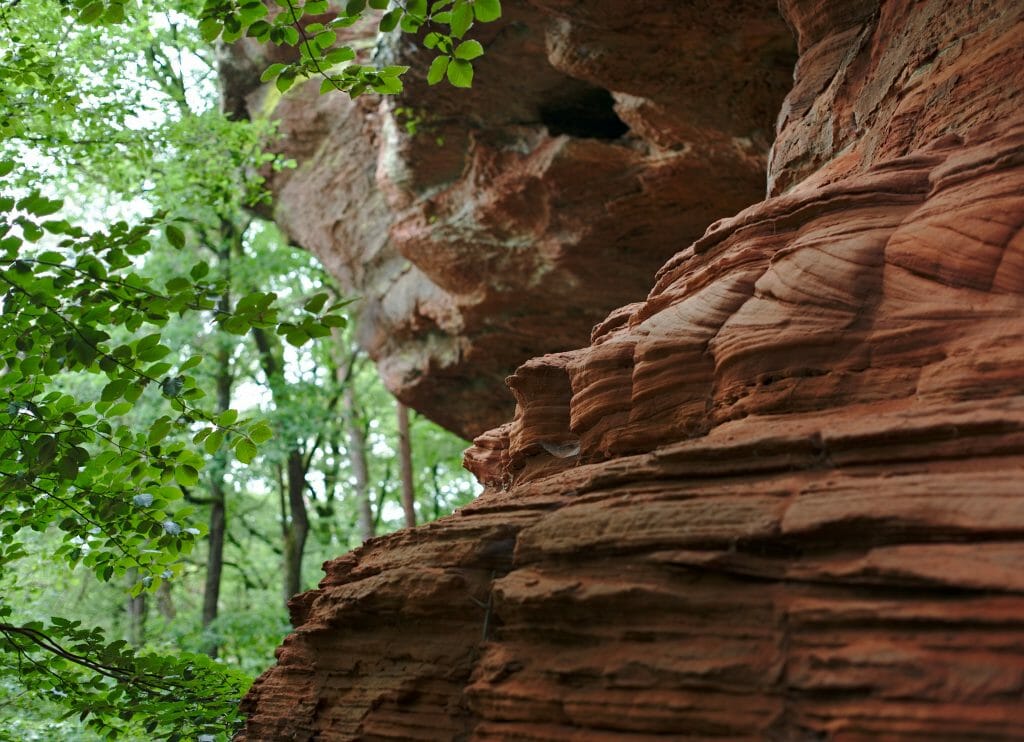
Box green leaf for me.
[0,160,13,178]
[284,328,308,346]
[217,409,239,427]
[190,261,210,280]
[446,58,474,87]
[107,401,132,416]
[399,13,422,32]
[234,437,257,464]
[427,55,449,85]
[260,63,288,83]
[276,71,297,93]
[78,1,105,23]
[204,429,225,455]
[324,47,356,65]
[369,0,389,7]
[249,422,274,444]
[314,30,336,48]
[165,224,185,249]
[101,379,129,402]
[345,0,366,14]
[454,39,483,60]
[473,0,501,22]
[104,2,125,23]
[198,17,223,41]
[450,2,472,37]
[179,354,203,371]
[303,292,329,313]
[372,77,403,94]
[148,419,172,445]
[174,464,199,487]
[379,8,401,31]
[18,191,63,216]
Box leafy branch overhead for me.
[72,0,503,96]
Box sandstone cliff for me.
[240,0,1024,738]
[225,0,796,438]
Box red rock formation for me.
[240,0,1024,739]
[228,0,795,438]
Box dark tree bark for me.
[283,449,310,602]
[396,400,416,528]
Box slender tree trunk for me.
[202,488,225,632]
[431,463,442,521]
[345,384,374,541]
[283,449,310,601]
[126,570,146,647]
[396,400,416,528]
[156,580,176,620]
[202,265,233,656]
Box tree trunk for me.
[283,449,310,602]
[202,274,233,656]
[396,400,416,528]
[202,491,225,631]
[126,570,146,647]
[345,384,374,542]
[156,580,176,620]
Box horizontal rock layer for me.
[240,0,1024,739]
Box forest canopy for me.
[0,0,499,738]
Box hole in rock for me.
[539,87,629,140]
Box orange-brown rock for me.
[240,0,1024,739]
[226,0,795,438]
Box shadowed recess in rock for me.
[538,86,629,140]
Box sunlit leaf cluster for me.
[196,0,501,95]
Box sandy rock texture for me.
[227,0,795,438]
[239,0,1024,739]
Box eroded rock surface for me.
[240,0,1024,739]
[228,0,795,438]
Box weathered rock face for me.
[230,0,795,438]
[240,0,1024,739]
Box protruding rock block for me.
[224,0,795,438]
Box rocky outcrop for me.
[227,0,795,438]
[240,0,1024,739]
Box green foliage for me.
[0,605,249,740]
[0,161,346,584]
[197,0,500,96]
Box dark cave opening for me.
[539,87,630,140]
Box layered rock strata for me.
[240,0,1024,739]
[227,0,795,438]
